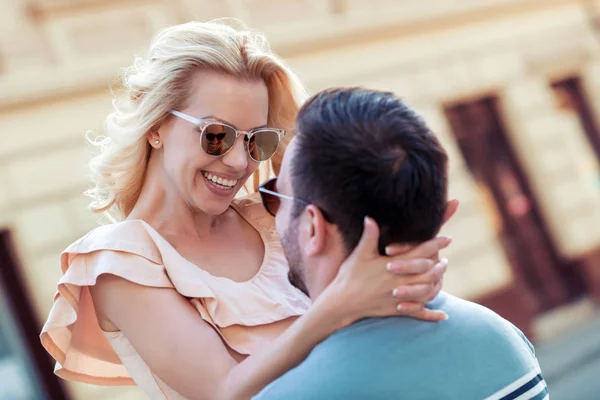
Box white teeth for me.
[202,172,237,188]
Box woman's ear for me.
[148,130,162,149]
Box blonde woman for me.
[40,20,455,400]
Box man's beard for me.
[280,222,309,297]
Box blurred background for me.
[1,0,600,399]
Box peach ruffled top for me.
[40,193,311,399]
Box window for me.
[0,231,70,399]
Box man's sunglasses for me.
[170,110,285,162]
[258,178,308,217]
[206,133,226,141]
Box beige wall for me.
[1,1,600,398]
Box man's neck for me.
[307,279,329,301]
[305,254,345,301]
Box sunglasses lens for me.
[263,194,280,216]
[201,124,236,156]
[248,130,280,161]
[260,179,280,216]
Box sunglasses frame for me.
[258,178,309,217]
[258,178,332,222]
[259,178,334,223]
[170,110,285,162]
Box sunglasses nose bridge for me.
[236,130,252,139]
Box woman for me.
[40,20,454,400]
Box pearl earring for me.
[154,139,160,145]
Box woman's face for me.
[156,70,268,215]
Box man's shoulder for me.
[324,292,527,343]
[254,292,546,400]
[295,291,535,360]
[439,293,537,355]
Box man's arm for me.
[485,321,550,400]
[510,323,537,356]
[483,364,548,400]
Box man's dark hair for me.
[291,87,448,255]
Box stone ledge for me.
[272,0,581,58]
[0,0,590,110]
[0,51,136,110]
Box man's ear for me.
[303,205,328,257]
[442,199,459,225]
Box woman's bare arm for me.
[92,275,355,400]
[91,276,238,400]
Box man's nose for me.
[221,137,248,170]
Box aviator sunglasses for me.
[259,178,332,221]
[258,178,307,216]
[170,110,285,162]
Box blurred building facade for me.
[1,0,600,399]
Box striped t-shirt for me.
[254,291,548,400]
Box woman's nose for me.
[221,136,249,170]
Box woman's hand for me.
[318,200,458,327]
[384,237,449,321]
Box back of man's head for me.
[291,87,448,255]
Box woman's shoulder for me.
[60,219,222,299]
[58,220,175,290]
[64,219,162,263]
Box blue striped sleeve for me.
[484,365,549,400]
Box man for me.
[255,88,548,399]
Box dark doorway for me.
[551,76,600,162]
[0,230,70,399]
[444,97,587,314]
[550,76,600,303]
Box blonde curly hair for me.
[86,19,308,221]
